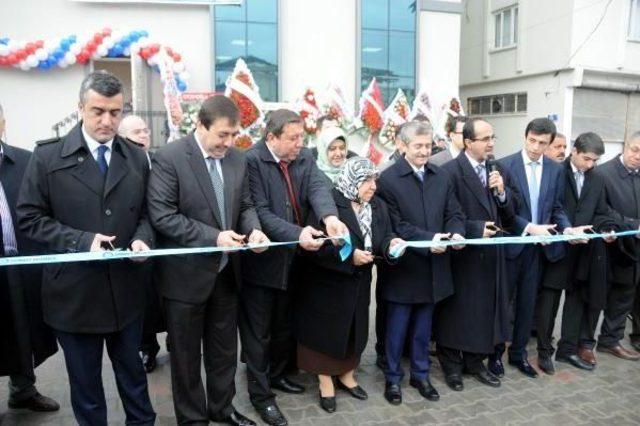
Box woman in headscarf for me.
[294,157,404,413]
[315,126,349,183]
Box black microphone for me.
[486,154,500,198]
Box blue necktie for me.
[528,161,539,224]
[476,164,487,187]
[415,170,424,182]
[96,145,109,175]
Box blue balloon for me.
[130,31,141,40]
[177,80,187,92]
[69,35,77,42]
[0,38,8,45]
[121,38,131,47]
[38,61,50,70]
[139,30,149,38]
[53,49,65,60]
[112,44,124,56]
[152,65,160,73]
[60,39,71,50]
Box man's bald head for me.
[119,115,151,151]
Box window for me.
[468,92,527,116]
[630,0,640,40]
[214,0,278,101]
[361,0,416,104]
[494,5,518,49]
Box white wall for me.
[0,0,211,149]
[279,0,357,107]
[419,9,461,107]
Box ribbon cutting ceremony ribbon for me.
[0,234,353,267]
[390,229,640,258]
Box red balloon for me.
[77,53,88,63]
[102,27,112,36]
[93,33,104,44]
[149,44,159,54]
[172,53,181,62]
[139,48,150,59]
[0,57,7,66]
[86,40,97,51]
[15,50,26,61]
[34,40,44,48]
[7,54,17,64]
[25,43,36,54]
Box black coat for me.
[595,155,640,286]
[376,157,465,304]
[434,153,516,353]
[542,158,624,308]
[16,123,154,333]
[294,190,395,359]
[0,142,57,376]
[147,134,261,304]
[242,141,337,290]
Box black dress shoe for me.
[409,379,439,401]
[538,356,555,375]
[140,350,157,373]
[508,359,538,378]
[556,354,595,371]
[319,391,336,413]
[271,377,305,394]
[8,392,60,412]
[487,358,505,378]
[336,380,368,400]
[256,405,288,426]
[473,367,500,388]
[219,410,256,426]
[384,382,402,405]
[444,374,464,391]
[376,354,387,370]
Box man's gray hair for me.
[79,70,123,104]
[398,120,433,145]
[627,131,640,145]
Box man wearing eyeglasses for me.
[429,115,469,167]
[491,118,586,379]
[434,118,517,391]
[119,115,152,166]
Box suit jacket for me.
[428,147,454,167]
[499,151,571,261]
[0,142,57,376]
[147,134,260,304]
[596,155,640,286]
[16,123,154,333]
[376,157,465,304]
[242,140,337,290]
[542,158,625,307]
[294,190,395,359]
[434,152,516,353]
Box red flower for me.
[229,72,260,128]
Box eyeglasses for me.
[470,135,497,143]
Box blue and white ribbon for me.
[0,234,353,267]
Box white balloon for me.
[27,54,38,67]
[92,51,101,60]
[97,45,108,56]
[7,40,18,51]
[64,51,75,63]
[179,71,190,81]
[129,42,141,54]
[35,48,47,61]
[123,46,130,56]
[103,36,115,49]
[58,59,68,68]
[111,30,124,42]
[19,61,30,71]
[172,61,185,73]
[70,43,81,55]
[0,45,9,56]
[43,39,57,52]
[147,56,157,66]
[137,36,149,47]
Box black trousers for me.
[165,266,238,425]
[556,287,599,357]
[375,281,386,357]
[437,345,486,376]
[56,318,155,426]
[536,287,562,358]
[598,281,638,348]
[629,289,640,343]
[239,282,294,409]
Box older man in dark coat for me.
[434,118,517,391]
[376,120,465,406]
[0,104,58,412]
[17,71,155,425]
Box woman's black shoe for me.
[319,391,336,413]
[336,380,368,400]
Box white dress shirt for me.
[521,149,542,190]
[82,126,113,165]
[194,133,224,184]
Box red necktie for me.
[278,161,302,225]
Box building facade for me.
[460,0,640,159]
[0,0,463,151]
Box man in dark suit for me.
[376,120,465,405]
[17,71,155,425]
[148,95,266,426]
[435,118,516,391]
[428,115,468,167]
[240,109,348,426]
[119,114,165,373]
[538,132,620,372]
[494,118,581,378]
[0,104,59,412]
[596,131,640,361]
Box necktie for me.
[207,158,228,272]
[0,153,15,256]
[528,161,540,224]
[476,164,487,187]
[415,170,424,182]
[278,161,302,225]
[96,145,109,175]
[574,170,584,197]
